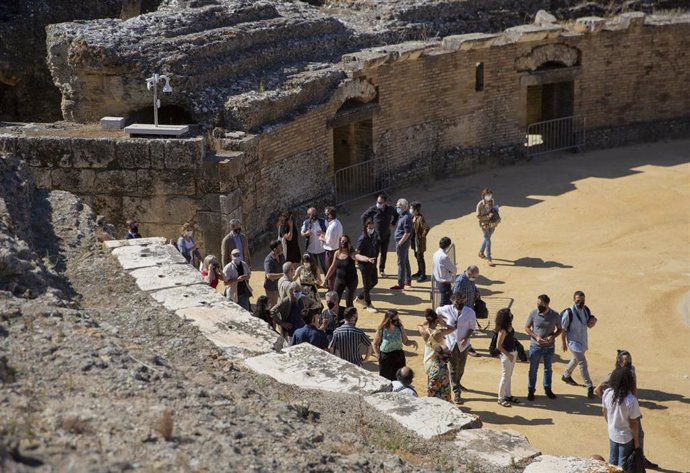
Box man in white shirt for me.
[432,237,456,307]
[301,207,327,273]
[436,292,476,404]
[561,290,598,398]
[319,206,342,290]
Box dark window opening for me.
[475,62,484,92]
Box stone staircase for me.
[104,236,613,473]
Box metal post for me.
[153,75,159,127]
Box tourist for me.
[321,291,345,341]
[390,198,413,290]
[263,240,285,307]
[325,235,374,308]
[300,207,328,273]
[319,206,342,290]
[292,308,329,350]
[476,188,500,267]
[293,253,322,309]
[495,308,520,407]
[432,237,456,307]
[277,262,295,302]
[452,265,480,357]
[177,222,202,267]
[361,193,398,277]
[525,294,562,401]
[595,350,657,469]
[417,309,456,401]
[436,292,476,404]
[277,210,301,264]
[602,367,641,468]
[221,219,251,267]
[373,309,419,381]
[200,255,223,289]
[391,367,418,397]
[125,219,141,239]
[252,295,274,329]
[328,307,372,367]
[223,249,252,311]
[410,201,431,282]
[355,219,379,313]
[271,282,306,344]
[561,290,598,398]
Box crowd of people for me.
[123,187,655,471]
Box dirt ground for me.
[243,139,690,472]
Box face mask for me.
[293,291,304,299]
[233,228,241,234]
[327,301,336,310]
[485,194,493,201]
[396,207,402,215]
[232,256,241,263]
[367,228,375,236]
[185,230,193,237]
[469,277,476,282]
[575,302,585,309]
[537,304,547,313]
[376,203,383,209]
[309,215,317,221]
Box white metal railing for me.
[525,115,585,156]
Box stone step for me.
[522,455,611,473]
[364,392,480,440]
[111,243,187,270]
[454,428,541,469]
[103,237,167,249]
[244,343,392,396]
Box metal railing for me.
[525,115,585,156]
[430,243,456,309]
[334,157,390,207]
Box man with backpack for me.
[561,290,598,398]
[524,294,562,401]
[301,207,328,274]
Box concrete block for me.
[100,116,125,131]
[128,263,205,291]
[111,243,187,270]
[454,429,541,469]
[442,33,499,51]
[104,237,168,249]
[151,284,228,312]
[364,392,478,439]
[574,16,607,34]
[244,344,392,395]
[612,12,646,30]
[498,24,562,44]
[522,455,610,472]
[176,305,284,357]
[124,124,189,137]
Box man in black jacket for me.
[355,219,379,312]
[361,193,398,277]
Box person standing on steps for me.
[410,201,431,283]
[361,193,398,278]
[301,207,328,274]
[561,290,598,398]
[476,188,500,267]
[319,206,342,290]
[390,198,413,291]
[525,294,562,401]
[432,237,456,307]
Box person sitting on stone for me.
[292,307,329,350]
[392,367,418,397]
[277,262,295,302]
[125,219,141,239]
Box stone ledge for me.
[522,455,610,472]
[496,24,562,45]
[364,392,479,440]
[442,33,499,52]
[574,16,607,34]
[112,243,187,270]
[128,264,206,292]
[103,237,168,249]
[455,429,541,469]
[244,343,392,395]
[150,284,229,312]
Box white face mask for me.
[469,277,476,281]
[484,195,493,202]
[232,256,241,263]
[367,228,375,236]
[376,202,383,209]
[185,230,193,237]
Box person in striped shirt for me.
[328,307,372,367]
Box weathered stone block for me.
[27,168,52,189]
[116,139,151,169]
[364,393,478,440]
[150,284,228,312]
[112,243,187,270]
[122,195,199,224]
[574,16,607,34]
[613,12,646,30]
[165,139,204,170]
[522,455,610,473]
[100,116,125,131]
[454,429,540,469]
[342,50,391,72]
[219,190,242,217]
[50,168,95,193]
[0,135,17,154]
[149,139,168,170]
[135,169,196,197]
[498,24,562,44]
[534,10,557,26]
[128,264,205,292]
[442,33,498,51]
[197,211,223,260]
[93,170,138,193]
[103,237,168,249]
[71,139,116,168]
[244,344,392,395]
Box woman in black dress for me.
[325,235,374,307]
[277,210,301,263]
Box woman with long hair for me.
[200,255,223,289]
[602,367,641,467]
[252,295,274,329]
[277,210,301,264]
[495,308,520,407]
[417,309,455,400]
[476,188,500,267]
[293,253,322,308]
[373,309,418,381]
[325,235,374,307]
[177,222,203,267]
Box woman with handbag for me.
[602,367,642,469]
[495,308,520,407]
[417,309,455,400]
[476,188,500,267]
[373,309,418,381]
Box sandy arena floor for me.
[243,139,690,471]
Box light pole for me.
[146,73,173,127]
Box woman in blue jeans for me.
[476,188,499,267]
[602,367,641,467]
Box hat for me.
[231,249,241,256]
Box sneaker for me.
[366,306,378,313]
[467,347,478,357]
[587,387,595,399]
[355,296,365,306]
[404,280,412,287]
[545,388,557,399]
[390,285,404,290]
[416,275,428,282]
[487,260,495,267]
[454,395,464,405]
[379,270,385,277]
[478,252,486,260]
[527,390,535,401]
[410,272,421,278]
[562,375,577,386]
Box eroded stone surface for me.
[522,455,610,472]
[151,284,229,312]
[364,392,478,439]
[112,243,187,270]
[455,428,541,469]
[104,237,167,249]
[244,344,391,395]
[128,264,205,292]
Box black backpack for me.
[473,298,488,319]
